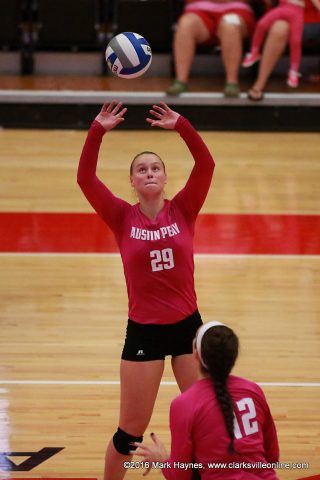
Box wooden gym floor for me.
[0,75,319,480]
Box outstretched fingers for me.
[106,100,118,113]
[147,104,167,126]
[96,102,127,130]
[106,101,127,119]
[146,118,160,127]
[150,104,168,116]
[150,432,161,446]
[117,106,127,118]
[112,101,125,116]
[129,443,153,475]
[152,105,164,113]
[100,103,108,113]
[153,102,170,111]
[158,102,170,111]
[104,100,126,115]
[129,441,146,455]
[149,109,162,118]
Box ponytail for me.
[211,377,235,454]
[197,324,239,454]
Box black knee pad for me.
[113,427,143,455]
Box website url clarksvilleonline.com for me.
[206,461,310,470]
[124,461,310,470]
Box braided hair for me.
[198,325,239,454]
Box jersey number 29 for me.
[150,248,174,272]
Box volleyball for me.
[105,32,152,79]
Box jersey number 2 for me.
[150,248,174,272]
[233,397,258,439]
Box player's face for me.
[130,154,167,197]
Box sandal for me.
[247,88,264,101]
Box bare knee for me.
[119,404,152,436]
[269,20,290,43]
[119,416,148,437]
[176,13,210,43]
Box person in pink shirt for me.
[242,0,320,97]
[132,321,280,479]
[77,101,215,480]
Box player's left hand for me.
[146,102,180,130]
[130,432,168,476]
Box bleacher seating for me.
[33,0,104,51]
[112,0,177,53]
[0,0,27,51]
[0,0,35,73]
[0,0,318,76]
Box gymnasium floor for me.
[0,75,319,480]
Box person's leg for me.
[243,9,281,67]
[287,9,304,86]
[167,12,210,94]
[251,8,283,54]
[217,14,247,96]
[171,353,199,392]
[104,359,164,480]
[249,20,290,99]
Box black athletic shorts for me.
[121,309,203,361]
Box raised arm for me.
[147,103,215,219]
[173,115,215,218]
[77,102,129,229]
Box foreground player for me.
[77,101,215,479]
[132,322,280,479]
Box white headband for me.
[196,321,226,368]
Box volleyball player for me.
[132,321,280,479]
[77,101,215,480]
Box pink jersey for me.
[162,376,279,480]
[77,116,215,324]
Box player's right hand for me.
[95,101,127,131]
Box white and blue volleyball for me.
[106,32,152,79]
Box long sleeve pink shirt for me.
[77,116,214,324]
[162,376,279,480]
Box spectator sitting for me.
[166,0,256,98]
[244,0,320,100]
